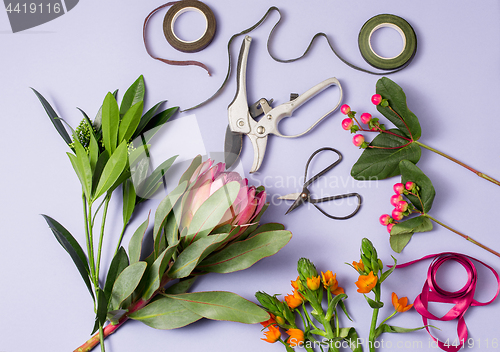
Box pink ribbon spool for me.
[395,253,500,352]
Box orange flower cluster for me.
[321,270,345,295]
[260,313,281,343]
[355,271,378,293]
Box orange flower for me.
[284,289,303,309]
[260,313,277,328]
[355,271,377,293]
[261,324,281,343]
[353,259,365,273]
[321,271,345,295]
[286,328,304,347]
[291,276,301,290]
[306,275,321,290]
[392,292,413,313]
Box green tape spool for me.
[358,14,417,70]
[163,0,217,53]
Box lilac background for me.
[1,1,500,351]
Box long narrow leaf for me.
[141,243,179,300]
[32,88,72,145]
[118,101,143,143]
[104,248,129,302]
[109,261,147,311]
[128,215,149,264]
[138,155,178,200]
[101,92,120,155]
[132,100,166,139]
[119,75,145,116]
[41,215,94,300]
[93,141,128,200]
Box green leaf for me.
[374,323,428,338]
[93,141,129,200]
[72,137,92,198]
[128,215,150,264]
[168,233,231,279]
[122,179,136,227]
[104,247,129,302]
[364,295,384,309]
[132,100,166,139]
[186,181,240,242]
[141,243,179,300]
[129,294,202,329]
[101,92,120,154]
[137,155,178,201]
[400,160,436,213]
[118,101,144,143]
[178,155,202,185]
[120,75,145,116]
[164,277,197,295]
[153,181,187,256]
[376,77,421,140]
[165,291,269,323]
[380,256,397,283]
[142,107,178,142]
[338,327,363,352]
[88,132,99,173]
[390,216,433,253]
[91,151,109,195]
[351,130,421,180]
[237,203,270,241]
[109,261,147,311]
[32,88,72,145]
[41,215,94,300]
[197,230,292,273]
[91,288,109,335]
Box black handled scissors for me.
[278,147,362,219]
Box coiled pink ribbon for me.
[395,253,500,352]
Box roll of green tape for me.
[358,14,417,70]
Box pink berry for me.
[405,181,414,191]
[392,209,403,221]
[390,194,403,207]
[387,223,395,233]
[393,183,404,194]
[395,200,408,212]
[371,94,382,105]
[360,113,372,124]
[342,118,353,130]
[341,104,351,115]
[352,134,365,147]
[379,214,391,226]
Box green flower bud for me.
[255,291,284,316]
[281,301,296,325]
[371,257,379,274]
[361,238,374,258]
[297,258,318,280]
[361,254,372,271]
[378,259,383,271]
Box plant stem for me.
[96,195,111,280]
[415,141,500,187]
[368,287,381,352]
[424,215,500,258]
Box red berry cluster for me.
[340,95,387,149]
[379,181,418,233]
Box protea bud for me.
[297,258,318,281]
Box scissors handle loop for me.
[310,193,362,220]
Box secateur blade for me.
[224,126,242,170]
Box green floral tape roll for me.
[358,14,417,70]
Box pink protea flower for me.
[360,113,372,124]
[342,118,353,130]
[340,104,351,115]
[180,159,266,238]
[353,134,365,147]
[393,183,404,194]
[371,94,382,105]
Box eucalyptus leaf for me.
[129,294,202,329]
[93,141,129,200]
[118,101,143,143]
[101,92,120,154]
[165,291,269,323]
[168,233,231,279]
[364,295,384,309]
[400,160,436,213]
[376,77,421,140]
[141,243,179,300]
[41,215,94,300]
[164,277,197,295]
[32,88,72,145]
[120,75,145,116]
[197,230,292,273]
[390,216,433,253]
[109,261,147,311]
[186,181,240,242]
[351,130,421,180]
[104,247,129,302]
[178,155,202,186]
[128,215,150,264]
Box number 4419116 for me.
[5,3,62,14]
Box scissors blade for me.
[277,192,302,200]
[284,194,307,215]
[224,125,243,170]
[247,133,268,173]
